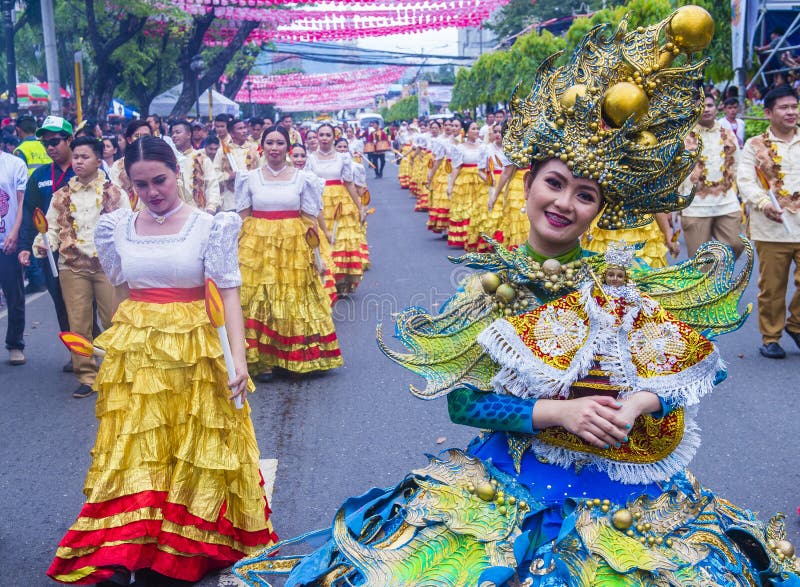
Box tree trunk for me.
[170,15,259,117]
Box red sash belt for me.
[252,210,300,219]
[462,164,478,168]
[325,179,344,186]
[493,169,503,175]
[129,287,205,304]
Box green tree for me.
[384,95,418,122]
[487,0,627,42]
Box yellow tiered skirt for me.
[414,151,432,211]
[239,216,343,374]
[497,168,529,249]
[448,166,484,249]
[427,159,451,233]
[398,145,412,189]
[582,217,668,268]
[48,300,276,585]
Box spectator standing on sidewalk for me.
[0,149,28,365]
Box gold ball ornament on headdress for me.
[602,82,649,128]
[666,5,715,53]
[503,5,712,229]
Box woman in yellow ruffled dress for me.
[48,137,277,586]
[397,123,414,189]
[238,126,343,380]
[447,121,488,250]
[307,123,367,295]
[582,213,679,268]
[489,125,530,249]
[480,124,507,251]
[413,122,433,212]
[290,142,337,305]
[339,138,371,272]
[426,121,454,234]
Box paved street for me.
[1,164,799,586]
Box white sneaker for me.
[8,349,25,365]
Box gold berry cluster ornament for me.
[480,272,533,316]
[504,5,713,230]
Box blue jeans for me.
[0,251,25,350]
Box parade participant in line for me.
[478,111,495,142]
[204,134,220,161]
[213,113,231,144]
[214,118,261,212]
[411,120,432,211]
[234,10,800,586]
[33,136,130,398]
[340,138,372,272]
[48,136,277,585]
[279,113,303,146]
[109,119,151,195]
[13,115,51,176]
[304,129,319,154]
[18,116,75,349]
[397,121,416,190]
[479,122,508,251]
[170,119,222,214]
[248,117,265,144]
[307,123,366,295]
[408,119,428,198]
[447,120,488,250]
[345,126,364,156]
[426,120,454,234]
[490,124,530,249]
[719,97,745,147]
[680,95,744,259]
[366,121,390,179]
[738,84,800,359]
[0,148,28,365]
[238,126,343,381]
[290,142,337,304]
[191,121,208,149]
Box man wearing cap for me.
[17,116,75,367]
[14,116,51,176]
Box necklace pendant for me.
[154,215,166,225]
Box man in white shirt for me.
[0,150,28,365]
[737,85,800,359]
[680,95,743,259]
[170,120,221,213]
[718,97,745,147]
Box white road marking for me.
[0,290,47,321]
[217,458,278,587]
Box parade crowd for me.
[0,48,800,582]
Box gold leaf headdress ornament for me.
[503,5,714,229]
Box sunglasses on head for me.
[40,137,65,148]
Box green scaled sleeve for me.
[447,388,535,434]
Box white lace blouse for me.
[94,208,242,290]
[452,142,488,168]
[306,152,354,183]
[235,169,322,217]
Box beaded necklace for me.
[689,126,735,193]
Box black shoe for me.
[24,283,46,294]
[255,371,274,383]
[759,342,786,359]
[785,327,800,350]
[72,383,94,398]
[63,360,74,372]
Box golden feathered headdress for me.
[503,5,714,229]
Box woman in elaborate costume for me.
[48,137,277,585]
[412,121,434,213]
[290,142,338,305]
[307,123,367,295]
[397,122,414,189]
[448,120,488,250]
[234,8,800,586]
[238,126,343,380]
[490,122,531,249]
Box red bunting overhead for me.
[235,67,405,111]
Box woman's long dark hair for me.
[124,136,178,175]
